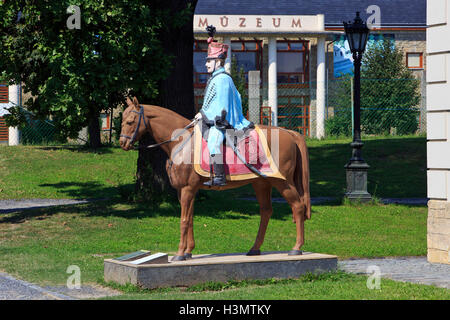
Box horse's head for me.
[119,97,149,151]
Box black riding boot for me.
[204,154,227,187]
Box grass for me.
[0,145,138,200]
[0,135,439,300]
[0,195,427,286]
[99,271,450,300]
[0,135,426,200]
[307,135,427,198]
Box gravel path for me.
[241,196,428,205]
[339,256,450,289]
[0,198,103,213]
[0,197,429,215]
[0,272,121,300]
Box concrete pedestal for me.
[104,251,338,289]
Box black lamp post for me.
[343,12,371,202]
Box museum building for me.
[193,0,427,138]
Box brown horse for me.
[119,97,311,261]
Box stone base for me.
[104,251,338,289]
[427,200,450,264]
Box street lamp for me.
[343,12,371,202]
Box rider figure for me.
[195,25,253,187]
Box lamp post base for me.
[344,161,372,202]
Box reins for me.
[135,119,196,150]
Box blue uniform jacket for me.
[199,67,252,155]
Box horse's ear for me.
[126,97,133,107]
[132,97,140,110]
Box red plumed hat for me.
[206,25,229,60]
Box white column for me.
[316,36,326,139]
[8,84,20,146]
[223,36,232,73]
[268,37,278,126]
[426,0,450,265]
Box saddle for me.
[193,123,285,181]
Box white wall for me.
[427,0,450,201]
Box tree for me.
[325,38,421,136]
[0,1,172,147]
[134,0,197,203]
[230,54,248,117]
[360,39,421,135]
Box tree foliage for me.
[230,54,248,117]
[326,38,421,136]
[0,1,180,145]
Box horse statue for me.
[119,96,311,261]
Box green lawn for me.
[0,135,426,200]
[0,196,427,283]
[0,135,440,300]
[307,135,427,198]
[0,145,138,200]
[102,271,450,300]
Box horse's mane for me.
[142,104,191,124]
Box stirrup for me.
[204,176,227,187]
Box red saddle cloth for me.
[194,125,283,180]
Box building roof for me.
[195,0,426,28]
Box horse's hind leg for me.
[274,180,305,255]
[247,180,273,256]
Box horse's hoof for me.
[184,253,193,259]
[171,255,186,262]
[246,249,261,256]
[288,250,303,256]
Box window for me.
[193,39,263,87]
[229,40,263,82]
[193,40,209,87]
[406,53,423,69]
[0,83,8,104]
[277,40,309,84]
[100,113,111,131]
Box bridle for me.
[120,105,197,150]
[120,105,148,146]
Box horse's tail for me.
[287,130,311,220]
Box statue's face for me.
[205,59,218,73]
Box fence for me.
[325,77,425,137]
[243,76,426,138]
[3,106,90,145]
[8,76,427,144]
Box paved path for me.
[241,197,428,205]
[0,198,103,213]
[0,197,429,215]
[0,272,120,300]
[339,256,450,289]
[0,272,74,300]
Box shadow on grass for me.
[0,192,279,224]
[38,181,126,200]
[36,145,116,154]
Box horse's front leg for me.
[172,186,196,261]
